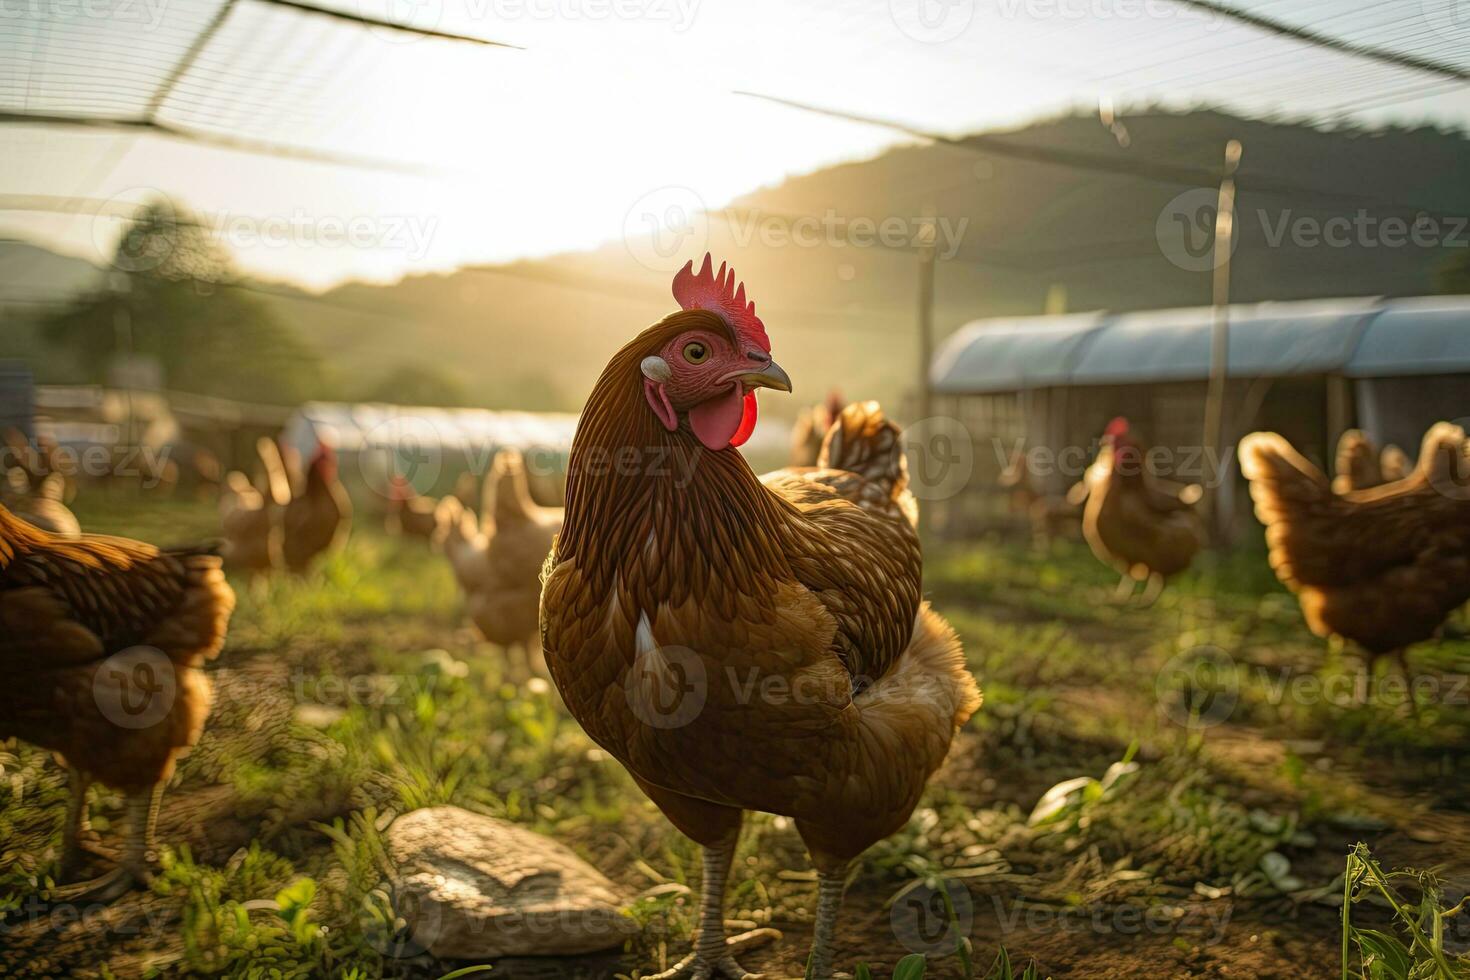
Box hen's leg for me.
[58,768,93,881]
[1112,572,1136,603]
[1138,573,1165,607]
[649,830,764,980]
[632,782,772,980]
[123,783,161,884]
[805,867,849,980]
[53,784,160,903]
[1392,648,1420,716]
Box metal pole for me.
[1202,139,1242,543]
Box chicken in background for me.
[1239,423,1470,683]
[433,493,502,655]
[999,443,1080,547]
[1072,417,1204,603]
[787,389,844,467]
[453,448,564,677]
[384,474,439,540]
[3,428,66,497]
[2,466,29,509]
[261,438,352,574]
[190,447,225,503]
[1332,429,1410,494]
[540,256,980,978]
[0,502,235,899]
[7,471,82,538]
[220,469,282,579]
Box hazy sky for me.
[2,0,1468,289]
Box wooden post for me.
[916,212,936,426]
[1201,139,1242,545]
[916,212,937,537]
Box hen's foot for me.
[49,862,152,904]
[647,928,780,980]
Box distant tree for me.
[38,199,324,405]
[359,363,469,407]
[1438,250,1470,295]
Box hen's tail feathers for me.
[1332,429,1379,494]
[1237,432,1331,527]
[819,401,909,502]
[1380,444,1410,483]
[1417,422,1470,497]
[855,603,981,734]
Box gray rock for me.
[383,805,638,959]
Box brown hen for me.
[540,257,979,979]
[787,390,844,467]
[1073,417,1204,603]
[220,469,281,578]
[0,503,235,899]
[1239,423,1470,677]
[385,474,440,540]
[7,472,81,538]
[280,445,352,574]
[441,448,561,677]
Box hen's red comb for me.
[672,254,769,353]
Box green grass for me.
[2,501,1468,978]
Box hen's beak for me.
[736,360,793,394]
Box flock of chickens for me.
[3,254,1469,978]
[1005,415,1470,678]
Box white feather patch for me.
[635,610,657,655]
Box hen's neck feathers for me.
[559,318,794,605]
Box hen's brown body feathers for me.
[0,504,235,791]
[1240,424,1470,657]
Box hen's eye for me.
[682,341,709,364]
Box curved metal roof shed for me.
[930,312,1108,395]
[1347,297,1470,377]
[932,296,1470,393]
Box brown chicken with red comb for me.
[1073,417,1204,603]
[540,255,980,979]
